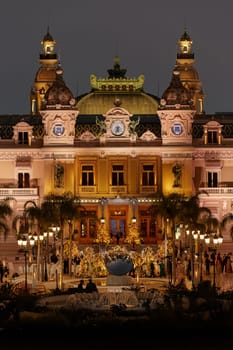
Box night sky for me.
[1,0,233,115]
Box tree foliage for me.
[0,198,13,239]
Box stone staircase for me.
[0,232,20,258]
[0,232,24,274]
[219,239,233,256]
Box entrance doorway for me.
[109,207,127,244]
[110,219,125,242]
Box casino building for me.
[1,29,233,258]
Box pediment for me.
[140,130,157,141]
[79,130,96,141]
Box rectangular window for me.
[142,165,155,186]
[18,173,23,188]
[208,172,218,187]
[18,173,30,188]
[24,173,30,187]
[139,209,156,239]
[18,132,29,145]
[80,210,97,239]
[81,165,94,186]
[112,165,124,186]
[207,131,218,144]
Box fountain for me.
[105,246,133,287]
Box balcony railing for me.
[0,188,39,197]
[140,185,158,193]
[110,186,127,194]
[79,186,97,193]
[199,187,233,194]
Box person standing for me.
[77,279,85,293]
[150,261,155,277]
[50,253,59,280]
[216,253,223,274]
[0,259,3,283]
[225,255,232,273]
[205,253,211,276]
[85,278,98,293]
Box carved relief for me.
[140,130,157,141]
[79,131,96,141]
[172,163,182,187]
[54,163,64,188]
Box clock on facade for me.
[171,122,183,136]
[111,120,125,136]
[53,123,65,136]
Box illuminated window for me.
[142,165,155,186]
[204,121,222,145]
[112,165,124,186]
[46,45,51,53]
[82,165,94,186]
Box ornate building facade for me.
[0,29,233,257]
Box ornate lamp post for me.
[51,225,60,252]
[17,234,35,293]
[51,225,60,289]
[185,228,194,287]
[42,231,49,281]
[199,232,205,282]
[33,232,46,282]
[192,229,205,284]
[204,233,223,290]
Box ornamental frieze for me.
[193,150,233,159]
[0,151,44,159]
[162,153,192,158]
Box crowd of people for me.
[205,252,233,274]
[174,251,233,285]
[1,249,233,288]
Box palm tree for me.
[179,195,212,285]
[179,193,211,229]
[150,191,211,285]
[150,192,189,284]
[43,192,83,287]
[22,200,50,282]
[0,198,13,239]
[221,213,233,241]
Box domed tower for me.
[77,55,159,115]
[30,28,58,115]
[157,68,196,145]
[40,64,78,145]
[176,30,205,114]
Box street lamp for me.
[33,232,46,282]
[51,225,60,252]
[204,233,223,290]
[17,234,35,293]
[192,229,205,284]
[184,228,205,288]
[43,231,49,281]
[50,225,61,287]
[185,228,194,288]
[199,231,205,282]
